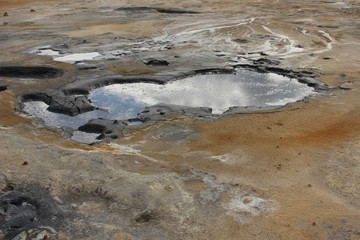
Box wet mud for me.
[0,0,360,239]
[0,66,63,79]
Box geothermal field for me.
[0,0,359,239]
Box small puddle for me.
[23,69,315,140]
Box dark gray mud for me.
[22,93,95,117]
[0,186,65,240]
[0,85,8,92]
[143,59,170,66]
[0,66,64,80]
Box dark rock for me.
[96,133,106,140]
[63,88,90,95]
[47,95,95,116]
[21,93,51,105]
[0,85,8,92]
[138,104,213,122]
[22,93,95,116]
[3,12,8,17]
[78,65,98,71]
[254,58,281,66]
[143,59,170,66]
[297,77,328,90]
[78,119,126,142]
[0,187,65,240]
[194,68,235,75]
[78,123,107,134]
[264,66,292,75]
[0,192,39,239]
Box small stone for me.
[339,83,353,90]
[22,161,29,166]
[3,12,8,17]
[30,9,36,12]
[143,59,170,66]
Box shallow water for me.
[90,69,314,115]
[23,101,112,129]
[23,69,314,130]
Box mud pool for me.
[23,69,314,133]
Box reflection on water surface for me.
[91,70,313,115]
[23,69,314,130]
